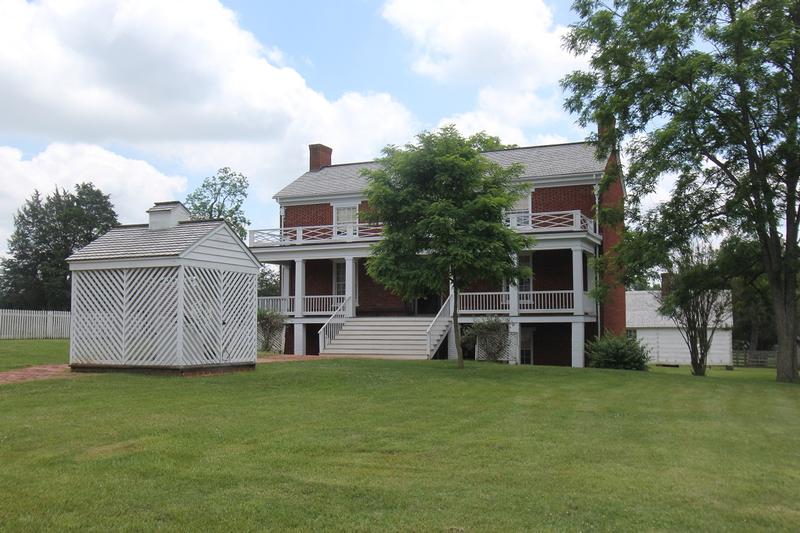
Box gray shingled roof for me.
[67,221,224,262]
[274,141,605,200]
[626,291,733,328]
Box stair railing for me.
[425,294,453,359]
[318,296,351,353]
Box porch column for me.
[572,247,584,316]
[280,264,290,313]
[294,259,305,317]
[509,254,519,316]
[508,322,520,365]
[294,322,306,355]
[345,256,356,318]
[571,321,585,368]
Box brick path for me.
[257,355,321,363]
[0,364,71,385]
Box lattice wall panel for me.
[476,332,519,363]
[222,271,257,363]
[124,267,179,365]
[71,269,125,365]
[183,266,223,365]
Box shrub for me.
[256,309,285,352]
[465,316,509,362]
[586,334,650,370]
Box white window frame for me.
[333,204,359,238]
[332,260,358,304]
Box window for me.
[334,205,358,237]
[334,261,346,296]
[508,193,531,226]
[626,329,637,339]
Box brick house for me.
[250,138,625,366]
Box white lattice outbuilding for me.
[67,201,261,372]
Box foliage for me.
[185,167,250,239]
[562,0,800,382]
[0,184,118,310]
[587,334,650,370]
[658,245,732,376]
[363,126,532,368]
[256,308,284,352]
[464,316,509,362]
[258,266,280,297]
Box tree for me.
[563,0,800,382]
[363,126,532,369]
[0,184,118,310]
[185,167,250,239]
[658,245,732,376]
[258,266,280,297]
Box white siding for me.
[185,227,258,269]
[634,327,732,365]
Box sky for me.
[0,0,597,250]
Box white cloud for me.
[0,0,418,237]
[383,0,585,144]
[0,144,186,250]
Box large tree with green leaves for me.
[185,167,250,239]
[0,184,118,310]
[563,0,800,382]
[363,126,531,368]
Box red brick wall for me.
[283,203,333,227]
[357,260,409,315]
[599,151,626,335]
[532,185,594,216]
[288,260,333,296]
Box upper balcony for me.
[249,209,598,247]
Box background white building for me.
[625,291,733,366]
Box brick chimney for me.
[308,144,332,172]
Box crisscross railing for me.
[425,294,453,358]
[249,210,599,247]
[318,296,351,353]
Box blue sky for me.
[0,0,591,249]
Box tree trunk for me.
[453,286,464,369]
[772,281,799,382]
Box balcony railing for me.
[459,290,595,315]
[258,295,345,315]
[262,291,595,316]
[249,210,597,247]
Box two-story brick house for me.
[250,137,625,366]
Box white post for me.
[572,247,584,316]
[449,281,455,314]
[294,259,305,318]
[571,321,585,368]
[508,321,520,365]
[280,264,291,313]
[345,256,355,318]
[294,323,306,355]
[509,254,519,317]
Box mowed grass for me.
[0,339,69,371]
[0,342,798,531]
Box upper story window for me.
[334,205,358,237]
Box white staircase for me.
[320,316,451,359]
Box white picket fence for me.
[0,309,71,339]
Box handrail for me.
[249,210,600,247]
[425,294,453,358]
[318,296,351,353]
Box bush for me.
[256,309,285,352]
[586,334,650,370]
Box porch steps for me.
[321,317,451,359]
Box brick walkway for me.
[257,355,322,363]
[0,364,72,385]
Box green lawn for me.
[0,339,69,371]
[1,342,798,531]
